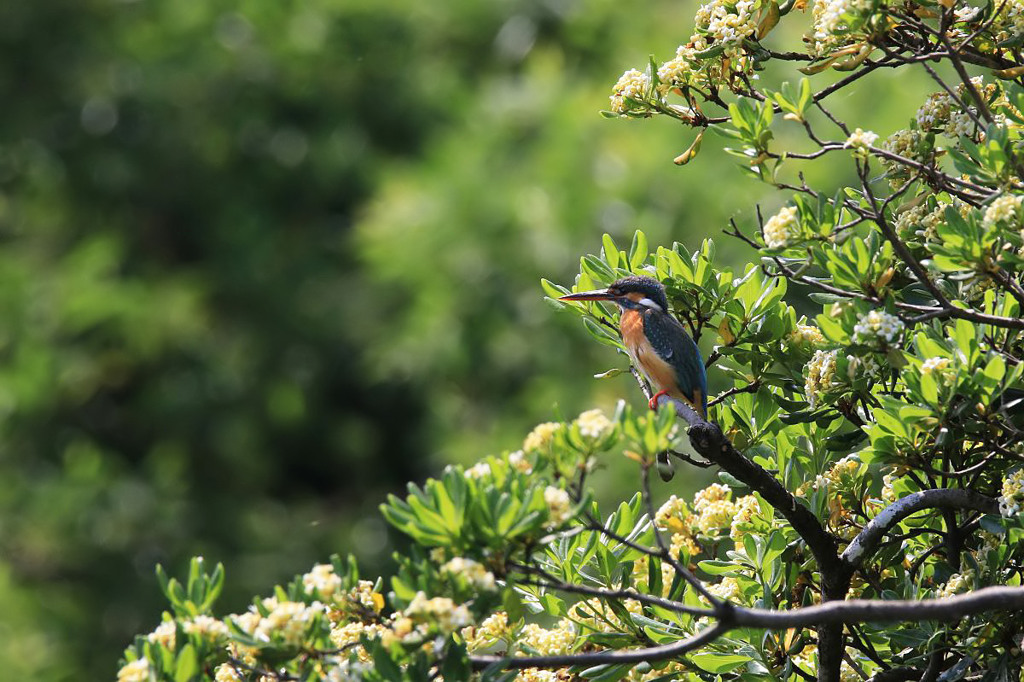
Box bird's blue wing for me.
[642,310,708,417]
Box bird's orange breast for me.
[620,309,682,399]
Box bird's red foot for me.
[648,389,670,410]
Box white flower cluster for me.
[811,0,871,54]
[302,563,342,599]
[464,462,492,479]
[403,591,472,633]
[999,468,1024,517]
[790,323,827,347]
[728,495,762,542]
[895,203,947,242]
[461,611,509,652]
[805,349,839,408]
[880,129,931,181]
[880,472,900,504]
[234,597,327,647]
[763,206,800,248]
[915,91,954,132]
[118,658,150,682]
[853,310,903,345]
[938,570,975,598]
[524,422,562,452]
[920,356,952,377]
[983,194,1024,230]
[993,0,1024,44]
[609,69,651,114]
[693,483,731,511]
[544,486,572,527]
[440,557,497,591]
[705,576,742,601]
[508,449,532,474]
[656,45,698,90]
[519,619,576,655]
[844,128,877,158]
[697,499,736,534]
[330,620,387,650]
[575,408,613,439]
[694,0,757,44]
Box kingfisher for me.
[560,275,707,420]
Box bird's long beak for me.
[559,288,617,302]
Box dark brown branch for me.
[470,622,728,670]
[840,489,998,570]
[470,587,1024,670]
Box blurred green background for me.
[0,1,934,679]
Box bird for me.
[560,275,707,420]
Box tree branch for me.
[841,489,998,570]
[470,622,729,670]
[470,587,1024,670]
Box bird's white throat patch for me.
[638,297,663,312]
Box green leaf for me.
[690,651,751,673]
[441,642,472,682]
[629,231,649,270]
[580,663,634,682]
[603,234,620,270]
[174,644,199,682]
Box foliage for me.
[51,0,1024,681]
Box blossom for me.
[789,323,827,348]
[544,486,573,527]
[441,557,497,591]
[693,483,731,512]
[657,46,697,92]
[214,664,244,682]
[921,356,951,376]
[895,203,947,242]
[524,422,562,452]
[462,611,509,652]
[916,92,953,131]
[302,563,342,599]
[763,205,800,248]
[609,69,651,115]
[404,592,472,633]
[880,129,932,183]
[183,615,229,645]
[880,472,900,504]
[992,3,1024,47]
[147,619,176,648]
[575,408,613,439]
[983,194,1023,230]
[254,598,326,646]
[844,128,878,158]
[697,499,736,534]
[330,621,387,651]
[805,349,839,408]
[852,310,903,345]
[519,619,576,655]
[117,658,150,682]
[938,570,975,598]
[999,468,1024,517]
[705,576,741,601]
[729,495,762,542]
[693,0,758,44]
[674,531,703,559]
[515,669,565,682]
[508,449,532,474]
[845,353,881,381]
[811,0,871,53]
[346,580,385,614]
[465,462,492,479]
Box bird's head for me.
[559,275,669,313]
